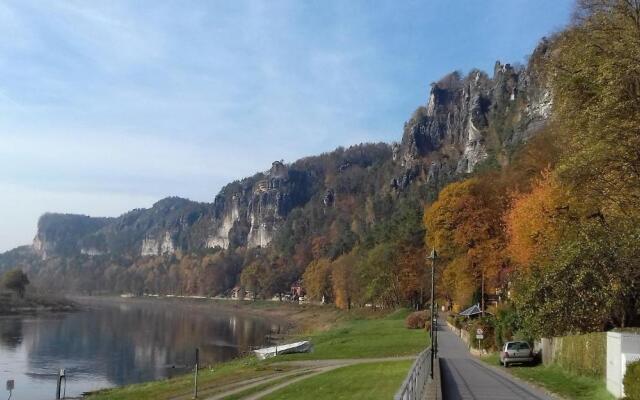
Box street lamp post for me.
[428,248,437,380]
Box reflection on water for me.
[0,298,280,400]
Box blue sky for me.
[0,0,573,252]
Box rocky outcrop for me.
[140,232,175,256]
[32,213,112,260]
[395,41,552,189]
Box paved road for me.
[437,320,554,400]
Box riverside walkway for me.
[437,319,554,400]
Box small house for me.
[458,304,483,319]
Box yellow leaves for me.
[504,170,565,269]
[442,256,475,307]
[302,258,332,301]
[424,177,508,307]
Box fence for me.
[394,347,432,400]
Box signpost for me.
[476,328,484,353]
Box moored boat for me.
[253,340,312,359]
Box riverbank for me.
[74,295,352,336]
[85,304,428,400]
[0,294,77,315]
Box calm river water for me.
[0,297,281,400]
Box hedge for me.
[624,360,640,400]
[554,332,606,378]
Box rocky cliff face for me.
[26,161,316,260]
[33,213,113,260]
[394,40,552,190]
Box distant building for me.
[290,280,304,299]
[230,286,243,300]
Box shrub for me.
[624,360,640,400]
[493,304,522,348]
[468,316,497,351]
[447,314,465,329]
[406,311,430,330]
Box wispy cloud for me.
[0,0,572,251]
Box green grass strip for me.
[261,360,413,400]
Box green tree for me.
[2,269,30,298]
[514,221,640,337]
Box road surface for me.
[437,320,555,400]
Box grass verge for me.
[480,353,614,400]
[261,360,413,400]
[87,357,294,400]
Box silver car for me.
[500,341,534,367]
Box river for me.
[0,297,281,400]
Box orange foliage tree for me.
[504,170,567,270]
[424,177,507,307]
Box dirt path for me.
[204,356,417,400]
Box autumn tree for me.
[331,250,362,310]
[424,177,508,308]
[302,258,332,302]
[396,244,427,309]
[504,170,568,269]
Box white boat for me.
[253,341,312,360]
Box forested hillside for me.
[3,1,637,336]
[425,0,640,337]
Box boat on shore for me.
[253,340,312,359]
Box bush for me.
[468,316,496,351]
[447,314,465,329]
[624,360,640,400]
[493,304,522,348]
[406,311,430,330]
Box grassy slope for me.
[87,358,296,400]
[275,308,428,360]
[481,354,614,400]
[262,360,414,400]
[87,307,427,400]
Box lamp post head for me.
[428,249,438,260]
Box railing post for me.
[193,348,199,399]
[55,369,65,400]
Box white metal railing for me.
[394,347,432,400]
